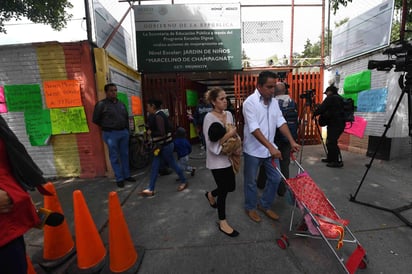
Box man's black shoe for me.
[326,162,343,168]
[116,180,125,187]
[125,177,136,182]
[321,158,330,163]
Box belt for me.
[102,128,126,132]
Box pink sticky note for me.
[344,116,368,138]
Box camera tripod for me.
[350,71,412,228]
[298,94,328,163]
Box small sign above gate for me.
[242,21,283,44]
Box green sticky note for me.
[117,92,130,113]
[186,89,198,107]
[24,109,51,146]
[4,84,43,111]
[343,70,371,94]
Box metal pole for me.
[84,0,93,43]
[102,1,135,49]
[320,0,325,67]
[290,0,295,66]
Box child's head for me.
[176,127,186,138]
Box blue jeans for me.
[148,142,186,191]
[243,152,281,210]
[177,155,193,172]
[102,129,130,182]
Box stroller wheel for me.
[277,235,289,249]
[358,257,368,269]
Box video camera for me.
[299,89,316,107]
[368,42,412,72]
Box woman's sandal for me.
[177,183,188,192]
[139,189,155,197]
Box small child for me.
[173,127,196,176]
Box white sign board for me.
[331,0,394,64]
[242,21,283,44]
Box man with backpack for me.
[313,84,345,168]
[274,82,299,194]
[257,81,298,196]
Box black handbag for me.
[318,115,328,127]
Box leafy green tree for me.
[330,0,352,14]
[0,0,73,33]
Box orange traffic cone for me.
[73,190,106,270]
[42,182,75,261]
[26,255,37,274]
[108,191,138,272]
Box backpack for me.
[343,98,355,123]
[276,98,299,142]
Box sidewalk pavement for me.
[26,144,412,273]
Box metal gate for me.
[141,69,324,145]
[234,70,324,144]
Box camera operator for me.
[313,84,345,168]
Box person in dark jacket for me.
[92,83,136,187]
[313,84,345,167]
[140,99,188,196]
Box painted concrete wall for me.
[0,42,106,178]
[332,51,410,159]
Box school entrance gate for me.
[142,69,323,145]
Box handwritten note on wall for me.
[44,80,82,108]
[50,107,89,135]
[24,110,52,146]
[4,84,43,111]
[357,88,388,112]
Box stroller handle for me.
[271,152,305,176]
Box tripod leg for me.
[351,74,408,200]
[314,118,328,156]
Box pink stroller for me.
[273,156,368,274]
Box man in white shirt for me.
[242,71,301,223]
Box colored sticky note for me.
[344,116,368,138]
[117,92,129,113]
[0,86,7,113]
[186,89,198,107]
[24,109,51,146]
[357,88,387,112]
[50,107,89,134]
[134,115,145,133]
[131,96,143,115]
[4,84,43,111]
[43,80,82,108]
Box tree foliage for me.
[330,0,352,15]
[0,0,73,33]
